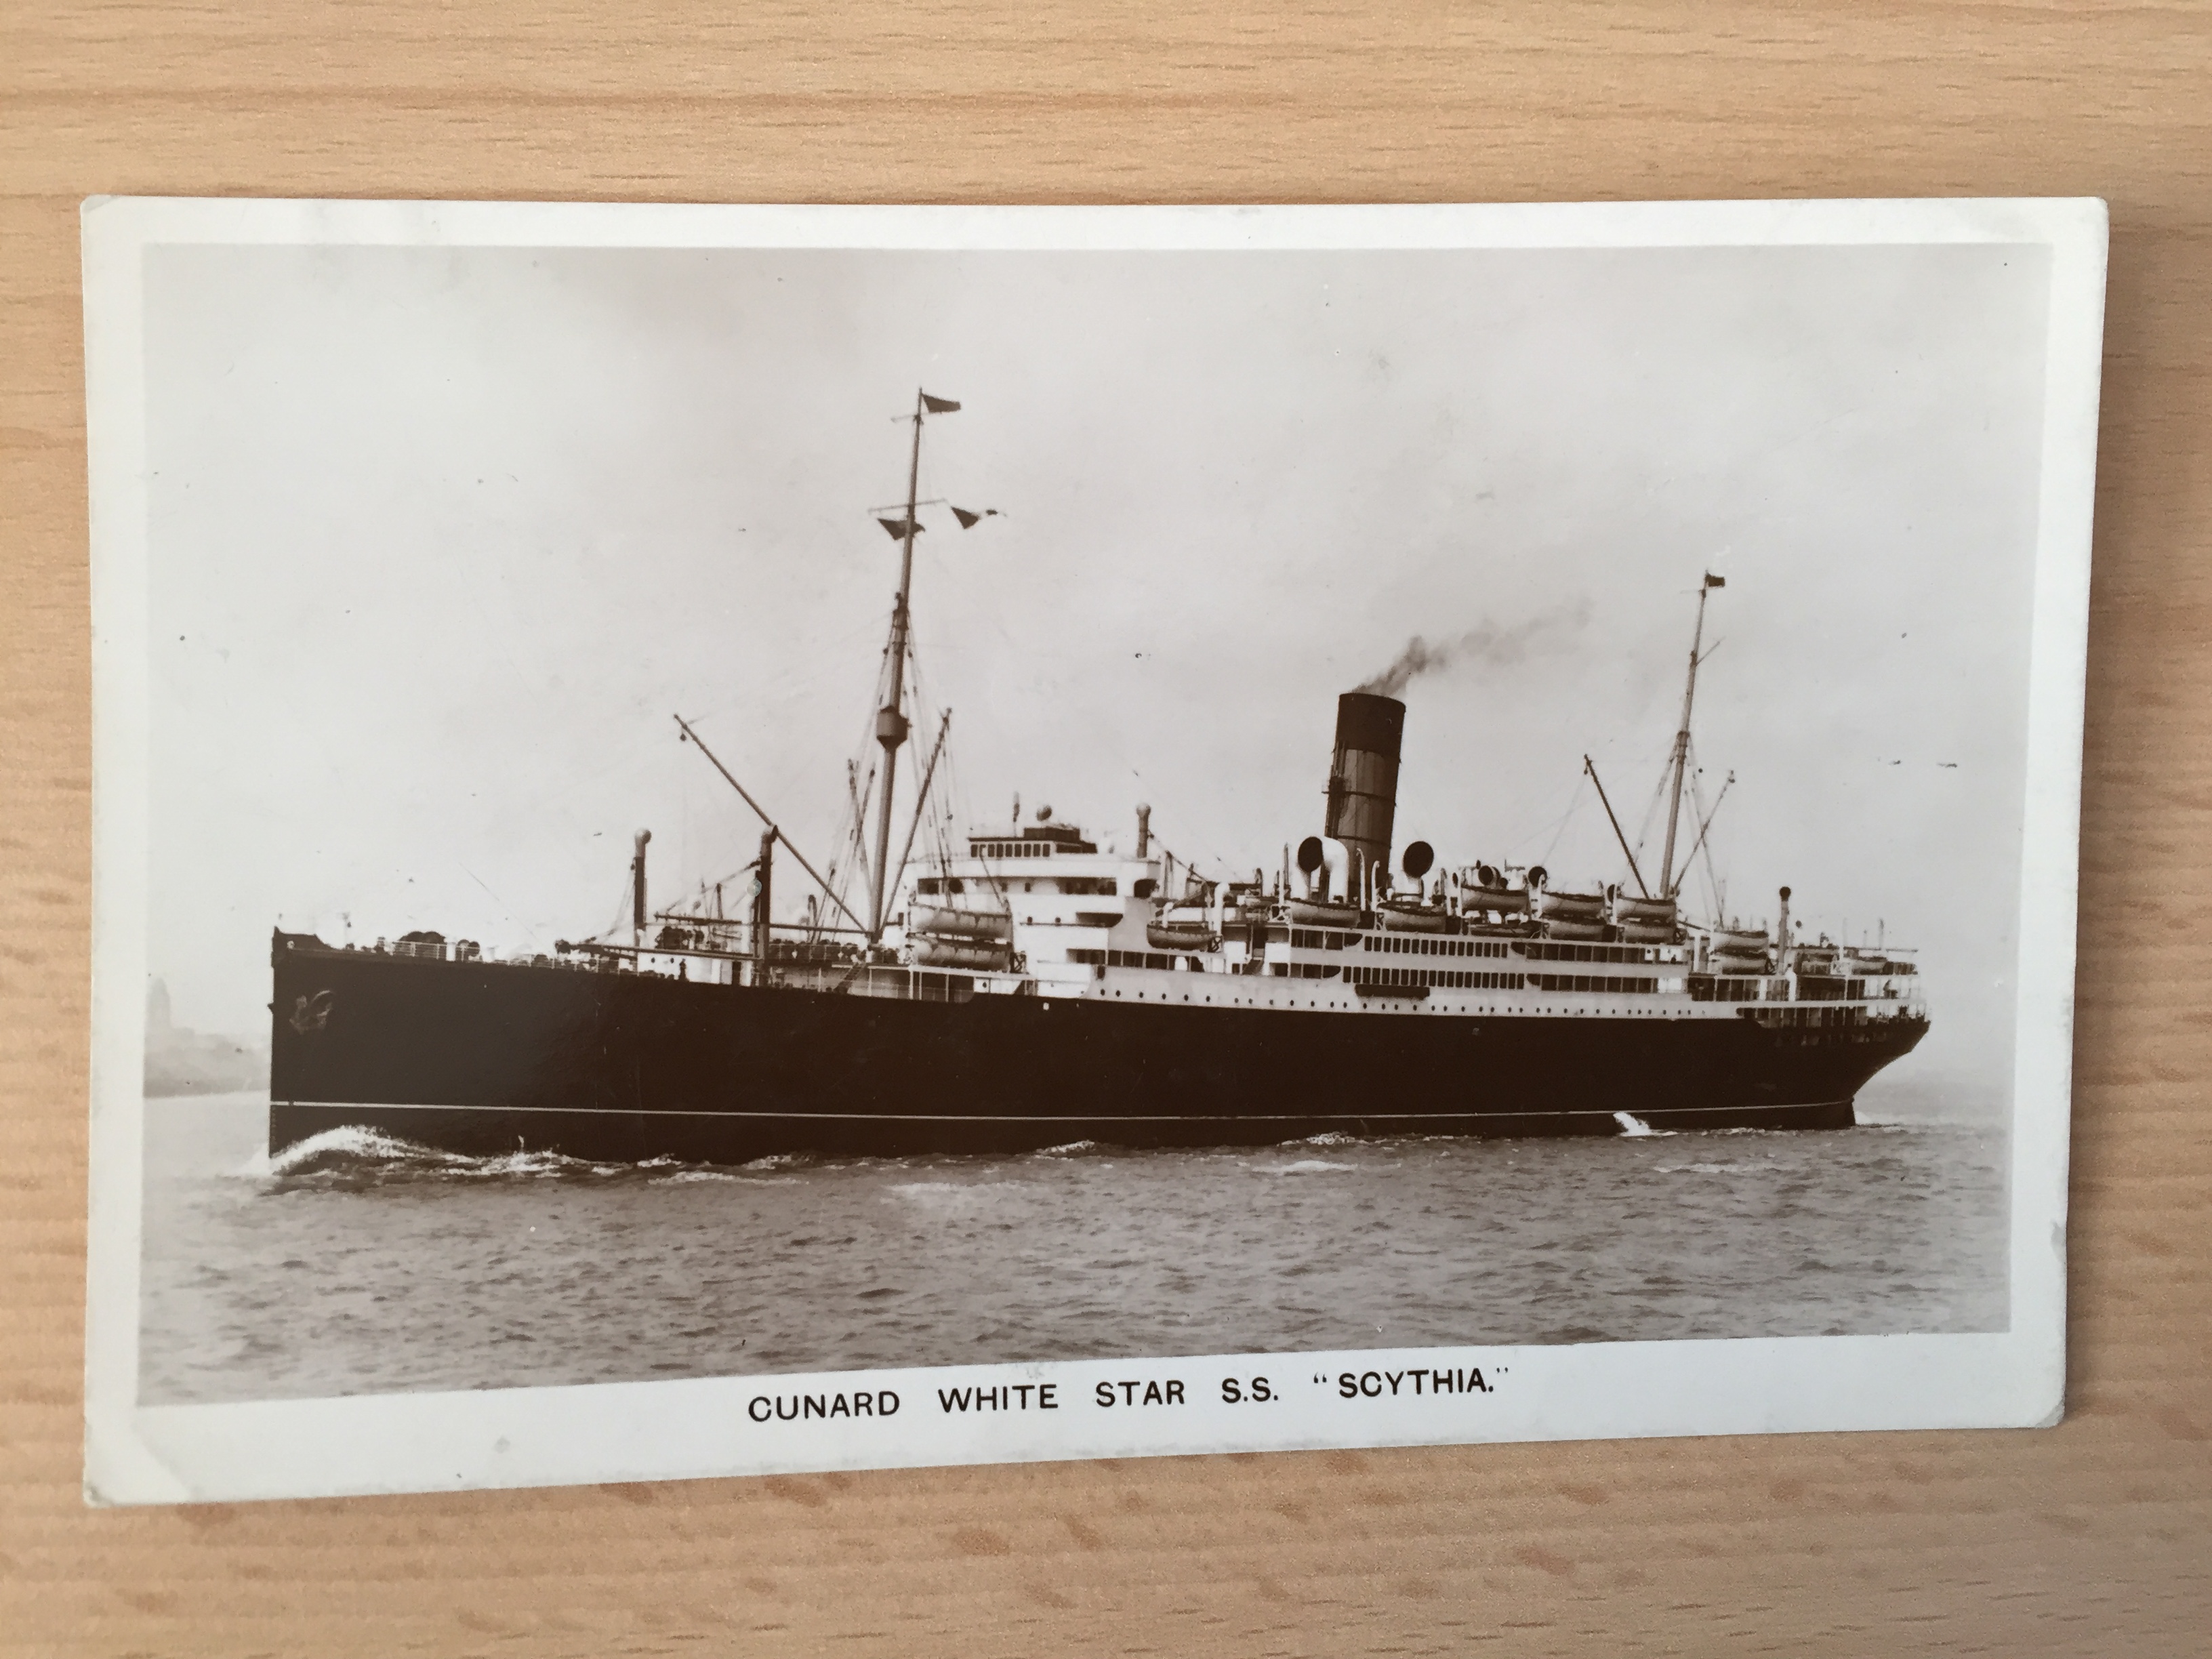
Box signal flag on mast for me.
[877,517,924,539]
[1704,572,1725,588]
[921,393,961,413]
[950,506,1000,529]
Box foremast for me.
[868,389,961,942]
[1660,572,1725,899]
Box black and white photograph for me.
[83,199,2103,1503]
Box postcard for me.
[82,197,2104,1502]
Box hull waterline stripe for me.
[274,1100,1852,1122]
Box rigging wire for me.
[1680,754,1708,915]
[681,611,894,731]
[930,735,978,897]
[1117,775,1239,881]
[1495,771,1586,867]
[457,864,545,951]
[1686,743,1731,922]
[1629,757,1674,876]
[843,757,877,926]
[1534,770,1590,872]
[579,869,632,945]
[1496,769,1592,874]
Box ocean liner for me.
[268,393,1929,1159]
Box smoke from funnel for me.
[1354,599,1593,697]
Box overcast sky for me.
[142,239,2053,1101]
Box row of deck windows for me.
[1526,972,1661,994]
[1689,977,1769,1002]
[1364,935,1510,958]
[1794,977,1869,1001]
[917,875,1119,897]
[1069,949,1196,970]
[1349,966,1524,991]
[1748,1005,1870,1027]
[1519,941,1675,964]
[1280,930,1660,964]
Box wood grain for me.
[3,3,2208,1653]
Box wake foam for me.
[241,1124,462,1180]
[741,1153,821,1172]
[245,1125,756,1188]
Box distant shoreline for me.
[144,1025,266,1097]
[145,975,268,1097]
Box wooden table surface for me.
[4,5,2208,1654]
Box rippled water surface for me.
[139,1090,2008,1404]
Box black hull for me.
[269,946,1925,1160]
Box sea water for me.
[136,1088,2008,1405]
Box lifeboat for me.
[1612,893,1677,927]
[1707,930,1770,973]
[1146,913,1216,951]
[1378,904,1447,934]
[1544,918,1608,942]
[1462,884,1530,916]
[909,907,1011,942]
[912,937,1009,970]
[1616,921,1676,945]
[1841,949,1891,975]
[1536,888,1605,923]
[1708,926,1770,951]
[1287,899,1361,928]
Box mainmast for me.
[1660,573,1723,898]
[869,389,958,941]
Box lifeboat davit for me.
[1612,893,1677,927]
[1536,889,1605,923]
[912,937,1010,970]
[1378,904,1447,933]
[1287,899,1361,928]
[910,907,1011,942]
[1544,918,1608,942]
